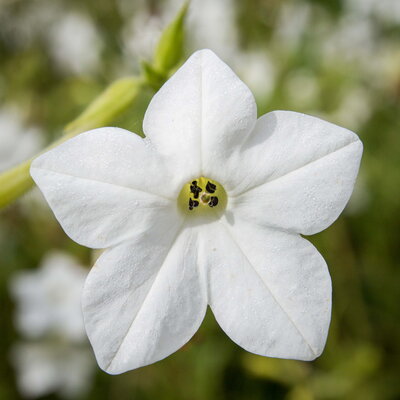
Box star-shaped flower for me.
[10,252,87,342]
[11,341,94,398]
[9,252,95,398]
[31,49,363,374]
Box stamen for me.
[206,181,217,193]
[188,198,199,210]
[190,181,202,199]
[208,196,219,207]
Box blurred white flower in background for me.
[235,50,276,100]
[0,107,44,173]
[273,1,311,51]
[321,15,377,65]
[184,0,239,61]
[121,0,240,66]
[284,69,320,110]
[47,12,102,76]
[0,2,102,75]
[344,0,400,25]
[10,252,88,341]
[331,87,373,132]
[122,7,169,65]
[120,0,177,71]
[11,342,94,399]
[363,40,400,92]
[0,105,49,213]
[10,252,95,398]
[0,0,62,49]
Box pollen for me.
[177,177,227,216]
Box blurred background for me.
[0,0,399,399]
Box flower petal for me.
[31,128,182,248]
[143,49,257,179]
[82,226,207,374]
[229,111,363,234]
[202,219,331,361]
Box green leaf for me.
[154,1,189,74]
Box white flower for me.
[0,107,43,172]
[31,50,363,374]
[11,341,94,399]
[10,252,88,342]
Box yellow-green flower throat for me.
[178,177,227,216]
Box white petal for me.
[201,219,331,361]
[230,111,363,234]
[31,128,182,248]
[82,226,207,374]
[143,49,257,179]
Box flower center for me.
[177,177,227,216]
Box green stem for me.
[0,160,33,209]
[0,76,146,209]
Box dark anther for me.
[206,181,217,193]
[189,198,199,210]
[190,181,202,199]
[208,196,219,207]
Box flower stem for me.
[0,77,145,209]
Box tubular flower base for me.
[31,50,363,374]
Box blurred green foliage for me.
[0,0,399,399]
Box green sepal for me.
[153,1,189,75]
[141,60,166,91]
